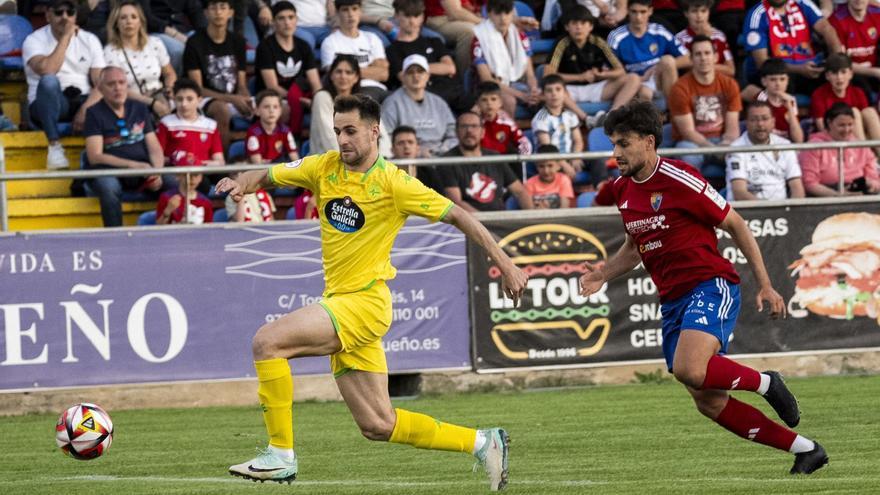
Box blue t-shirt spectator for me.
[607,23,685,75]
[84,99,154,167]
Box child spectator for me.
[156,172,214,224]
[246,90,300,164]
[526,144,576,208]
[747,59,804,143]
[829,0,880,94]
[811,53,880,147]
[675,0,735,77]
[475,81,533,155]
[156,79,225,166]
[472,0,541,117]
[531,75,585,178]
[183,0,252,152]
[225,172,278,222]
[544,5,641,115]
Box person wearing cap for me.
[84,66,166,227]
[22,0,107,170]
[320,0,390,102]
[381,54,457,157]
[255,1,322,136]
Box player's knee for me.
[251,324,280,360]
[672,366,705,389]
[358,415,395,441]
[693,394,727,419]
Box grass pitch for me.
[1,374,878,494]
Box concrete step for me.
[7,197,155,231]
[1,131,85,198]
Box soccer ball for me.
[55,403,114,460]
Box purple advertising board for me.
[0,220,470,391]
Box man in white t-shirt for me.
[23,0,106,169]
[725,101,805,201]
[320,0,390,101]
[292,0,334,48]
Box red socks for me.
[701,355,761,391]
[715,397,797,452]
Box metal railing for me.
[2,139,879,231]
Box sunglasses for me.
[116,119,130,138]
[53,7,76,16]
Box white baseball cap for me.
[402,54,430,72]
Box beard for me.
[619,159,646,177]
[340,147,365,166]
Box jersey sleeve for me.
[725,151,748,181]
[800,0,823,25]
[391,168,454,222]
[744,9,769,52]
[268,155,320,190]
[689,176,730,226]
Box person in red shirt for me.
[748,58,805,143]
[810,53,880,152]
[829,0,880,93]
[156,172,214,224]
[156,79,225,166]
[474,81,532,156]
[675,0,735,77]
[580,100,828,475]
[247,90,300,164]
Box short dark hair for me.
[824,101,855,126]
[392,125,417,142]
[476,81,502,98]
[690,34,715,52]
[536,143,560,154]
[204,0,231,8]
[487,0,514,14]
[271,0,296,17]
[629,0,652,8]
[334,94,381,125]
[760,58,788,77]
[255,89,281,106]
[746,100,772,116]
[456,111,482,126]
[335,0,361,9]
[682,0,714,10]
[392,0,424,16]
[603,101,663,149]
[562,4,595,25]
[825,52,852,73]
[541,74,565,91]
[173,78,201,96]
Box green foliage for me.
[633,368,674,384]
[1,375,877,495]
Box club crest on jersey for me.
[650,192,663,211]
[285,158,303,168]
[325,196,365,233]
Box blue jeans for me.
[87,176,125,227]
[674,137,724,172]
[28,75,80,141]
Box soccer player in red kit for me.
[579,101,828,475]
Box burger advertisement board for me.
[469,201,880,371]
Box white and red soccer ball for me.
[55,403,114,460]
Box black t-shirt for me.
[439,147,516,212]
[84,99,154,167]
[548,35,619,79]
[387,36,462,96]
[255,35,318,94]
[183,30,247,94]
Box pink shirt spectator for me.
[525,173,574,209]
[798,131,879,188]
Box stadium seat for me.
[228,140,246,161]
[531,38,555,54]
[231,115,252,131]
[587,127,613,152]
[0,15,32,70]
[286,206,297,220]
[506,195,520,210]
[661,123,673,148]
[212,208,229,223]
[137,211,157,225]
[577,101,612,116]
[300,139,310,157]
[576,191,597,207]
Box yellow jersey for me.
[269,151,454,296]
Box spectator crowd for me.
[8,0,880,226]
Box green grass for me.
[1,374,878,494]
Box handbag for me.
[120,47,170,118]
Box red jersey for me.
[653,0,679,10]
[674,27,734,65]
[715,0,745,11]
[246,122,298,163]
[481,112,532,155]
[156,192,214,224]
[810,83,869,121]
[156,114,223,166]
[830,5,880,66]
[606,157,739,301]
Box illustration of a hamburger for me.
[487,224,612,360]
[789,212,880,319]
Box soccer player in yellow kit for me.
[216,94,528,491]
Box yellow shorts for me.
[319,281,392,378]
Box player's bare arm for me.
[215,170,274,203]
[442,205,528,305]
[579,234,641,297]
[718,208,786,318]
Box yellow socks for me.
[389,408,477,453]
[255,358,294,450]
